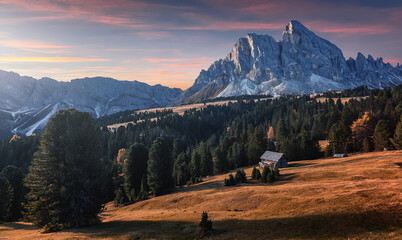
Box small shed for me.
[259,151,288,168]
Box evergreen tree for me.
[199,211,213,237]
[391,116,402,150]
[251,167,257,179]
[138,175,148,200]
[261,166,270,183]
[123,143,148,202]
[0,176,13,222]
[0,165,23,221]
[24,109,105,231]
[213,146,226,175]
[190,149,201,178]
[234,169,247,183]
[174,152,189,187]
[373,120,393,150]
[199,142,213,176]
[147,137,173,196]
[275,119,287,141]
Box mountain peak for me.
[282,20,313,44]
[285,20,308,32]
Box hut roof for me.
[260,151,284,162]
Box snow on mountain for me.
[0,71,182,138]
[182,20,402,102]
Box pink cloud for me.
[0,57,109,62]
[305,21,393,36]
[384,58,401,66]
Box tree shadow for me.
[287,162,313,168]
[0,222,37,231]
[214,208,401,239]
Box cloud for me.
[144,58,182,63]
[0,57,109,62]
[0,40,70,53]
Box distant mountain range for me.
[181,20,402,102]
[1,20,401,138]
[0,70,182,138]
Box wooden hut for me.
[259,151,288,168]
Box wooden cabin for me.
[259,151,288,168]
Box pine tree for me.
[213,146,226,175]
[251,167,257,179]
[123,143,148,202]
[24,109,105,231]
[0,165,23,221]
[0,176,13,222]
[147,137,173,196]
[199,211,213,237]
[199,142,213,176]
[373,120,393,150]
[138,175,148,200]
[261,166,270,183]
[174,152,189,187]
[391,116,402,150]
[190,149,201,178]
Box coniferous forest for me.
[0,85,401,231]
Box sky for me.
[0,0,401,90]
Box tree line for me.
[0,85,401,231]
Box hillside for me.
[1,151,401,239]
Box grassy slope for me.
[1,151,401,239]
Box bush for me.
[252,167,261,180]
[261,166,276,183]
[199,211,213,237]
[235,169,247,183]
[224,174,236,186]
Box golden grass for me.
[1,151,401,239]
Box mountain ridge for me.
[181,20,402,103]
[0,70,182,138]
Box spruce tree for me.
[373,120,393,150]
[190,149,201,178]
[213,146,226,175]
[199,142,213,176]
[138,175,148,200]
[123,143,148,202]
[24,109,105,231]
[251,167,257,179]
[174,152,189,187]
[0,176,13,222]
[147,137,173,196]
[0,165,23,221]
[391,116,402,150]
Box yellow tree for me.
[351,112,373,151]
[267,126,275,140]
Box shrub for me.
[224,174,236,186]
[199,211,213,237]
[235,169,247,183]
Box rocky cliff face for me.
[0,70,182,137]
[183,20,402,102]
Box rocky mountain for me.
[0,70,182,138]
[182,20,402,102]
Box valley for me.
[1,151,401,239]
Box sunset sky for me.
[0,0,401,89]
